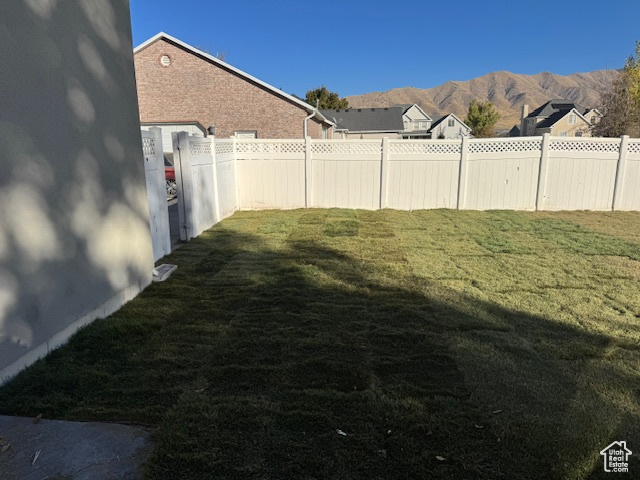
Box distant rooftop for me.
[320,107,406,132]
[527,99,590,118]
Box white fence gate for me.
[141,127,171,261]
[173,132,235,241]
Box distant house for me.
[134,32,334,141]
[507,125,521,137]
[322,104,470,139]
[428,114,472,139]
[518,99,602,137]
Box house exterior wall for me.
[135,39,328,139]
[0,0,154,383]
[546,114,592,137]
[402,105,431,131]
[345,132,403,139]
[430,116,470,139]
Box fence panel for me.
[141,128,171,261]
[617,139,640,210]
[235,140,306,209]
[205,136,640,216]
[215,140,238,218]
[464,138,542,210]
[542,138,621,211]
[387,140,460,210]
[311,140,382,209]
[172,133,217,240]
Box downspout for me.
[304,99,319,138]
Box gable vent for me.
[160,55,171,67]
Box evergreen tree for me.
[465,100,500,138]
[305,86,349,109]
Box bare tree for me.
[595,43,640,137]
[194,45,228,62]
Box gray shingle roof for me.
[320,107,405,132]
[527,99,590,118]
[427,115,448,130]
[534,110,571,128]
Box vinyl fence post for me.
[380,138,389,210]
[457,136,469,209]
[210,136,222,223]
[612,135,630,211]
[233,137,240,212]
[305,136,312,208]
[535,134,551,211]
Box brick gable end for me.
[134,39,324,139]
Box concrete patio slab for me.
[0,415,152,480]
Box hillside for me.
[346,70,619,131]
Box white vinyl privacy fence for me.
[156,133,640,249]
[172,132,238,241]
[228,134,640,212]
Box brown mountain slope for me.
[346,70,619,131]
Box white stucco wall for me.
[0,0,154,383]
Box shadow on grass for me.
[0,210,639,480]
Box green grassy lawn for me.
[1,209,640,479]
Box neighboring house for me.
[322,104,470,139]
[428,114,472,139]
[401,104,434,139]
[518,99,602,137]
[134,32,334,140]
[507,125,521,137]
[324,106,410,139]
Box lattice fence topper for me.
[549,139,620,153]
[189,140,213,157]
[468,139,541,154]
[311,142,382,155]
[235,142,305,154]
[628,141,640,154]
[142,137,156,157]
[215,141,234,155]
[389,142,461,155]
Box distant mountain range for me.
[346,70,619,131]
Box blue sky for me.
[130,0,640,98]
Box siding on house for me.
[549,112,592,137]
[429,114,472,139]
[135,38,329,139]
